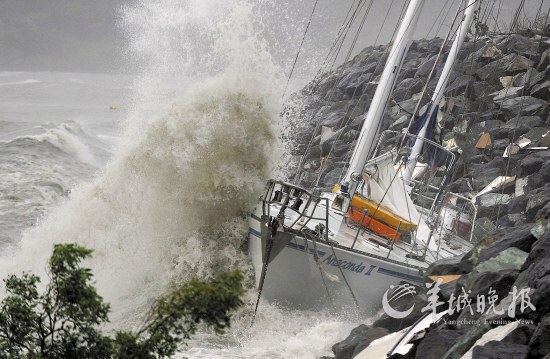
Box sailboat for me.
[248,0,480,315]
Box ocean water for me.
[0,1,362,357]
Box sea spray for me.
[0,0,283,328]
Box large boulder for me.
[525,185,550,222]
[472,341,529,359]
[499,96,547,117]
[331,325,388,359]
[528,314,550,358]
[477,225,536,262]
[414,329,463,359]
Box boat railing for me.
[261,179,330,242]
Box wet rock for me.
[476,193,511,218]
[414,329,463,359]
[530,78,550,100]
[332,325,388,359]
[475,57,507,83]
[491,86,524,103]
[502,323,535,345]
[504,55,534,74]
[372,284,428,332]
[537,48,550,70]
[321,110,347,127]
[497,213,527,228]
[389,114,410,131]
[525,185,550,221]
[440,323,492,359]
[528,67,549,89]
[396,77,424,94]
[519,153,547,176]
[477,225,536,262]
[500,34,539,59]
[470,167,502,192]
[472,341,528,359]
[474,247,528,273]
[472,217,497,243]
[499,96,547,117]
[446,75,475,98]
[415,54,438,78]
[426,254,471,276]
[504,115,543,129]
[337,70,374,97]
[478,43,503,62]
[471,119,505,134]
[397,67,417,82]
[515,257,550,319]
[541,160,550,181]
[528,314,550,358]
[512,68,540,87]
[448,177,472,193]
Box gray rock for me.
[504,116,543,129]
[515,257,550,319]
[513,68,539,87]
[332,325,388,359]
[475,56,509,83]
[491,86,524,103]
[440,323,492,359]
[525,185,550,221]
[500,34,539,58]
[396,77,424,93]
[497,213,527,228]
[541,160,550,181]
[414,329,463,359]
[502,323,536,345]
[477,225,536,262]
[472,217,497,243]
[499,96,547,117]
[321,110,347,127]
[507,195,527,214]
[472,341,528,359]
[537,48,550,71]
[475,248,528,273]
[476,192,511,209]
[505,54,534,74]
[528,314,550,358]
[415,54,438,78]
[446,75,475,98]
[528,67,550,89]
[530,78,550,100]
[426,254,471,276]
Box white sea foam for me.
[0,79,42,86]
[0,1,361,357]
[0,0,283,329]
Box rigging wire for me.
[283,0,320,98]
[398,0,471,153]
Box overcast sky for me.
[0,0,546,73]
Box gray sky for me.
[0,0,546,73]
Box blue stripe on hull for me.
[248,227,423,283]
[376,267,423,283]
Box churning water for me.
[0,1,361,357]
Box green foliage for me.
[0,244,245,359]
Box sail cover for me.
[362,151,421,225]
[407,102,448,167]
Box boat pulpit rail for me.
[261,180,330,241]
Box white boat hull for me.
[248,215,424,316]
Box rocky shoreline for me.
[287,27,550,359]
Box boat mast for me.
[343,0,425,195]
[402,0,479,182]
